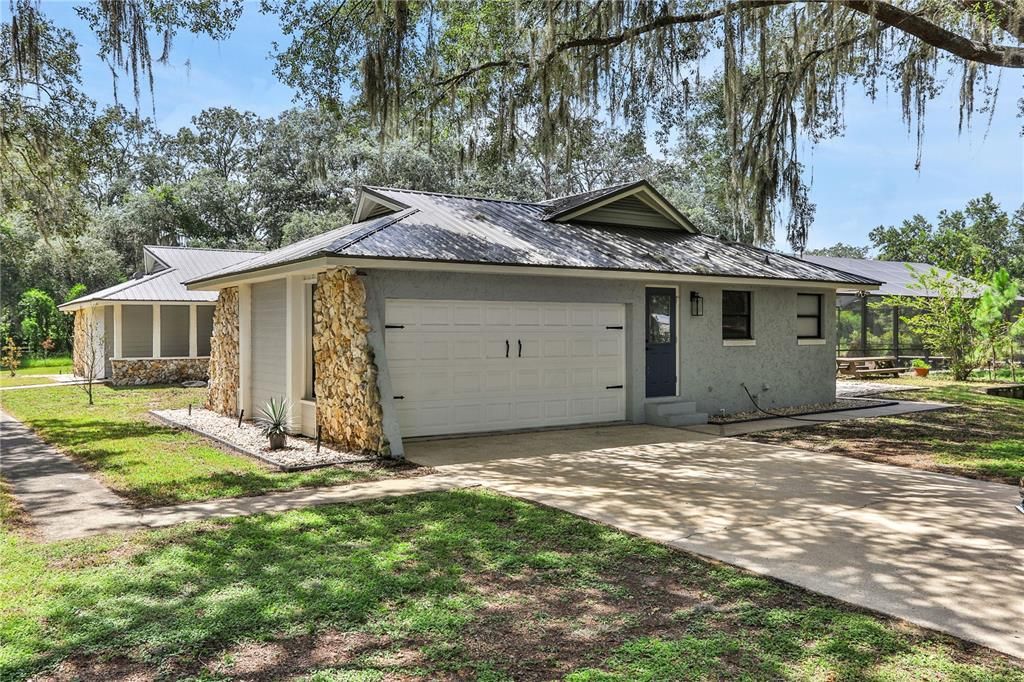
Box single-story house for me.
[60,245,260,384]
[186,181,879,457]
[802,256,983,361]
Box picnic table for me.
[836,356,910,378]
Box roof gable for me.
[542,180,697,232]
[353,188,411,222]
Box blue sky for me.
[46,1,1024,252]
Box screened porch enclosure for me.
[836,294,930,362]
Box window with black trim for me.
[797,293,822,339]
[722,290,752,339]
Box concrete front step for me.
[645,400,698,418]
[659,412,709,427]
[644,400,707,427]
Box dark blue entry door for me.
[645,287,677,398]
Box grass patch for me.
[0,490,1020,681]
[748,376,1024,484]
[0,385,415,506]
[19,355,72,370]
[0,374,57,388]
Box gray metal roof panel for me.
[182,211,416,284]
[802,256,982,297]
[61,247,262,308]
[188,187,880,287]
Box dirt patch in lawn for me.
[32,556,1021,682]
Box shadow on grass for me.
[5,491,1017,682]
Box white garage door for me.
[385,299,626,437]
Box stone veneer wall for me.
[111,357,209,386]
[206,287,240,415]
[72,310,87,377]
[313,268,387,455]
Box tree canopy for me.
[3,0,1023,252]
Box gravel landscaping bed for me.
[152,408,376,471]
[708,398,892,424]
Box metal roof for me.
[60,246,261,309]
[802,256,982,298]
[187,186,881,288]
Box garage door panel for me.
[483,370,513,392]
[542,307,569,326]
[452,370,482,395]
[541,338,568,358]
[452,303,483,326]
[386,299,626,437]
[514,305,541,326]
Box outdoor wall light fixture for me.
[690,291,704,317]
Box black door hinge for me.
[385,324,404,329]
[606,325,623,329]
[393,395,405,400]
[605,384,623,389]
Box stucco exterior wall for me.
[366,269,836,418]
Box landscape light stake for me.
[238,409,244,428]
[188,403,192,416]
[316,425,322,454]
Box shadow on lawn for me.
[13,491,1012,682]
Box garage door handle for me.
[505,339,509,358]
[517,339,522,357]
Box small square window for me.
[722,290,752,340]
[797,293,822,339]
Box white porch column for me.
[238,284,252,418]
[284,275,305,432]
[151,303,161,358]
[188,304,198,357]
[112,304,123,358]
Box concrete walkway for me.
[0,410,463,541]
[685,399,950,436]
[406,425,1024,660]
[1,410,141,539]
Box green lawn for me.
[0,359,74,388]
[0,385,415,506]
[19,355,72,370]
[749,377,1024,484]
[1,489,1021,681]
[0,374,57,388]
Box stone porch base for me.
[110,357,210,386]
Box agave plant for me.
[256,397,290,449]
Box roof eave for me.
[322,255,882,289]
[185,254,336,290]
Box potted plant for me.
[257,397,289,450]
[912,359,931,377]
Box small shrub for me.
[911,359,930,370]
[1,336,22,377]
[256,396,290,437]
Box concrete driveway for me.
[406,425,1024,660]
